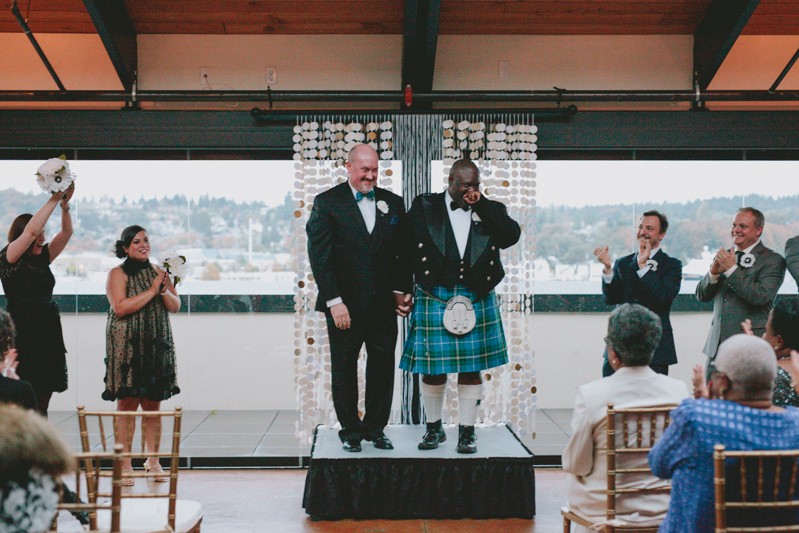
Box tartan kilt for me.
[400,285,509,374]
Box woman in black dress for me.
[0,186,73,416]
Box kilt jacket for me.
[306,182,406,319]
[695,241,786,359]
[398,192,521,298]
[602,250,682,367]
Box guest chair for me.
[51,444,123,532]
[77,405,203,533]
[713,444,799,532]
[562,403,678,533]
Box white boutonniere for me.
[471,211,481,223]
[645,259,658,271]
[162,253,188,285]
[376,200,389,214]
[35,155,76,193]
[739,252,756,268]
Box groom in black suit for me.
[594,210,682,376]
[306,144,406,452]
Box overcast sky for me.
[2,159,796,208]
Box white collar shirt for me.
[349,183,375,234]
[445,191,471,259]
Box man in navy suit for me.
[306,144,406,453]
[594,211,682,376]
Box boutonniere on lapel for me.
[739,252,756,268]
[376,200,389,215]
[471,212,481,223]
[645,259,658,271]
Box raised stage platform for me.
[302,424,536,520]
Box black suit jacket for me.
[0,375,37,410]
[602,250,682,366]
[399,192,521,297]
[306,182,405,319]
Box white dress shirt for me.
[445,191,471,259]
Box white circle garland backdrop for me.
[293,115,537,445]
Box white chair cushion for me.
[96,498,202,533]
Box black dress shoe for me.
[456,424,477,454]
[372,434,394,450]
[342,439,362,452]
[418,420,446,450]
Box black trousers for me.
[326,309,397,442]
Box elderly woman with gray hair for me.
[562,303,689,532]
[650,334,799,533]
[0,404,74,533]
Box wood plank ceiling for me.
[1,0,797,35]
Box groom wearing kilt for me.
[398,159,521,453]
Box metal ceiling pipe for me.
[10,1,66,92]
[0,89,799,103]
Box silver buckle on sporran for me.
[442,295,476,336]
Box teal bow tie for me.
[355,190,375,202]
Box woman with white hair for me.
[649,334,799,533]
[0,404,74,533]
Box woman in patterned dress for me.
[103,225,180,483]
[0,186,73,416]
[762,298,799,407]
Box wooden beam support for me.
[694,0,760,90]
[82,0,137,91]
[401,0,442,109]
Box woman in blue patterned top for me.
[649,334,799,533]
[762,299,799,407]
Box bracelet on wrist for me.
[61,203,70,212]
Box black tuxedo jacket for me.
[399,192,520,297]
[602,250,682,366]
[0,375,36,409]
[306,182,405,319]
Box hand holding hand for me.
[330,303,351,330]
[161,272,176,295]
[150,269,167,296]
[394,293,413,317]
[463,189,481,205]
[593,245,612,271]
[692,364,709,399]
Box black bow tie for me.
[450,201,470,212]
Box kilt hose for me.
[400,285,509,375]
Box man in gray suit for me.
[696,207,786,365]
[786,235,799,287]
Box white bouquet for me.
[162,253,188,285]
[35,155,76,193]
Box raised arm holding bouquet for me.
[0,157,75,417]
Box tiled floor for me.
[50,408,572,466]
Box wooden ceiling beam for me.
[82,0,137,91]
[694,0,760,90]
[402,0,442,109]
